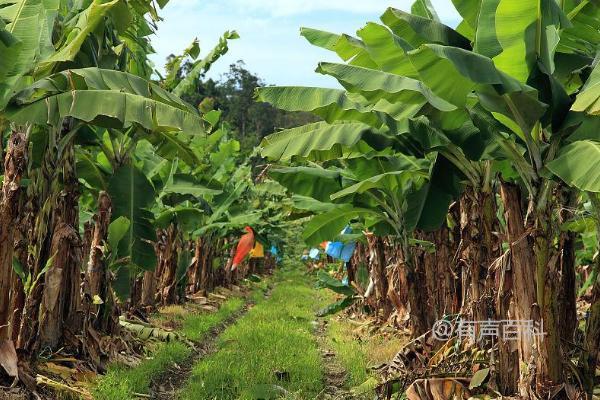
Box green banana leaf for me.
[14,67,195,112]
[302,205,381,245]
[259,121,383,161]
[290,195,337,214]
[473,0,502,58]
[316,62,456,112]
[172,30,239,97]
[8,90,203,133]
[75,148,107,190]
[269,166,343,203]
[316,270,356,296]
[342,154,429,181]
[0,0,46,108]
[331,170,427,201]
[8,68,205,135]
[149,131,199,166]
[162,173,222,198]
[38,0,120,69]
[557,0,599,57]
[381,7,471,49]
[451,0,480,33]
[571,62,600,115]
[492,0,569,82]
[356,22,417,77]
[300,27,377,68]
[108,164,157,270]
[108,216,131,252]
[547,140,600,192]
[316,296,356,317]
[155,206,205,232]
[411,0,439,21]
[256,86,381,127]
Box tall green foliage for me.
[257,0,600,396]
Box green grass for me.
[327,319,369,387]
[325,316,409,396]
[248,278,270,303]
[93,279,268,400]
[179,267,327,400]
[181,296,245,341]
[92,341,190,400]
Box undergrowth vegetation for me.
[180,297,245,341]
[326,319,409,389]
[92,279,269,399]
[93,342,190,400]
[179,267,327,400]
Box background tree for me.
[171,59,318,153]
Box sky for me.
[149,0,461,87]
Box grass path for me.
[178,267,329,400]
[92,281,269,400]
[150,300,258,399]
[94,266,400,400]
[314,320,354,399]
[323,317,410,398]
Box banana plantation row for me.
[0,0,599,399]
[256,1,600,398]
[0,0,286,394]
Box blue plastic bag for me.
[340,242,356,262]
[339,225,357,262]
[325,241,343,259]
[309,248,320,259]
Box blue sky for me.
[149,1,461,87]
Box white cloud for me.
[234,0,459,19]
[230,0,397,17]
[164,0,459,20]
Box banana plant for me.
[258,0,600,396]
[6,67,208,273]
[315,270,357,317]
[0,0,233,351]
[164,30,240,97]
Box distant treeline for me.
[174,59,319,152]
